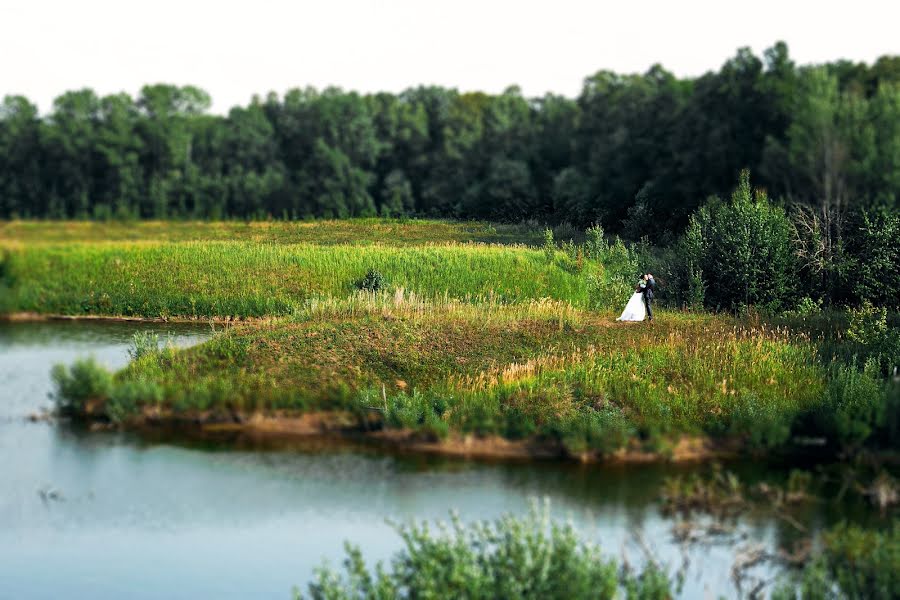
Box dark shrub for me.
[356,268,386,292]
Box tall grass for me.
[2,241,594,317]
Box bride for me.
[616,279,647,322]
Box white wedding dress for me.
[616,292,646,322]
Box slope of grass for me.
[53,295,827,456]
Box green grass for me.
[0,218,551,246]
[21,219,894,458]
[53,295,828,455]
[1,241,592,317]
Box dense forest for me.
[1,42,899,237]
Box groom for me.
[641,274,656,321]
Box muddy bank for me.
[75,406,735,464]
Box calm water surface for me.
[0,321,883,599]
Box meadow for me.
[4,219,896,460]
[0,241,591,317]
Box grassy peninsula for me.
[2,218,896,461]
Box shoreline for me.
[76,408,737,465]
[0,311,252,324]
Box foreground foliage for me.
[298,500,900,600]
[299,502,671,600]
[773,522,900,600]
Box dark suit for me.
[642,277,655,320]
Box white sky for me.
[3,0,899,114]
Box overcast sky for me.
[3,0,899,114]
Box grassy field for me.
[0,219,552,246]
[0,219,603,318]
[9,219,893,459]
[0,241,592,317]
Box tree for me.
[843,209,900,308]
[0,42,896,258]
[477,157,536,220]
[380,169,413,216]
[680,171,795,311]
[551,167,593,225]
[42,89,101,217]
[0,96,42,217]
[305,138,375,218]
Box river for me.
[0,321,884,599]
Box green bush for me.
[356,268,387,293]
[817,364,885,451]
[674,170,795,311]
[128,331,162,362]
[558,408,635,456]
[729,392,794,450]
[821,521,900,599]
[846,302,900,375]
[583,224,605,260]
[300,502,669,600]
[51,357,113,412]
[783,296,824,320]
[383,390,449,439]
[844,208,900,309]
[542,228,556,261]
[586,235,642,310]
[107,379,165,423]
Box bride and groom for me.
[617,274,656,322]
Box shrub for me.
[128,331,162,362]
[846,302,900,375]
[356,268,386,293]
[844,208,900,309]
[542,228,555,261]
[674,170,795,311]
[586,237,641,311]
[383,390,449,438]
[558,408,635,456]
[784,296,824,320]
[107,379,165,423]
[820,521,900,599]
[583,224,605,261]
[817,364,885,451]
[729,393,794,451]
[51,358,113,413]
[300,501,668,600]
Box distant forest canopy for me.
[1,42,899,236]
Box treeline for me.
[1,42,899,234]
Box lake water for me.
[0,321,884,599]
